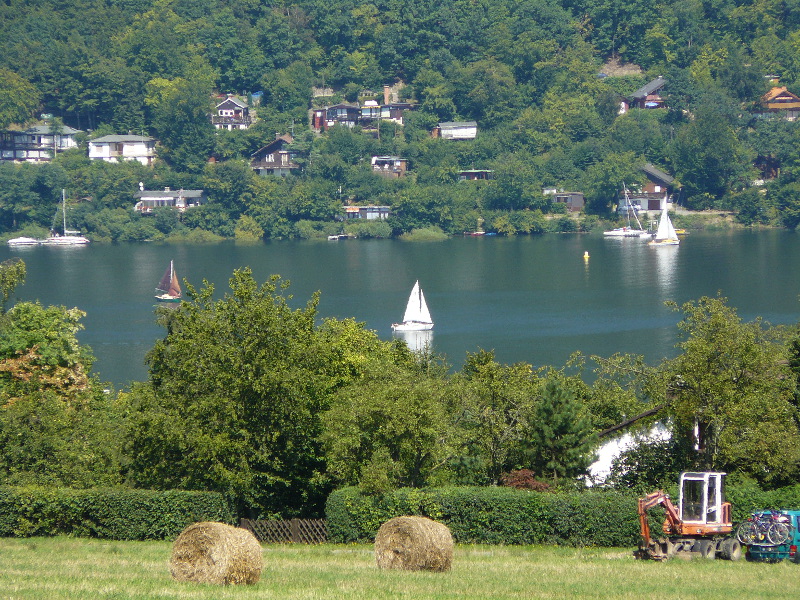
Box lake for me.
[3,229,799,388]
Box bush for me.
[326,486,642,547]
[0,486,232,540]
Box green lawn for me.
[2,537,800,599]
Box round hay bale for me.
[169,521,263,585]
[374,516,453,572]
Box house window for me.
[654,185,662,192]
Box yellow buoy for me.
[583,251,590,260]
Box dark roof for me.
[215,96,247,109]
[134,189,204,199]
[23,125,82,135]
[251,135,294,158]
[439,121,477,128]
[642,163,675,185]
[631,77,666,100]
[90,135,154,143]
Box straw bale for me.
[374,516,453,572]
[169,521,263,585]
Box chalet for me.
[759,86,800,121]
[88,135,156,166]
[250,135,300,176]
[0,124,82,163]
[320,104,361,129]
[371,156,407,178]
[343,205,391,220]
[359,100,415,127]
[624,76,666,111]
[619,164,677,212]
[212,95,252,130]
[544,189,585,212]
[433,121,477,140]
[459,169,494,181]
[133,187,206,214]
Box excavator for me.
[635,471,742,560]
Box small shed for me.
[434,121,477,140]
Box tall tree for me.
[663,295,800,485]
[0,68,40,129]
[527,379,597,483]
[125,270,394,517]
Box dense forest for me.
[3,0,800,241]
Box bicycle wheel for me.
[736,521,759,545]
[767,522,791,545]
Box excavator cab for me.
[678,472,728,526]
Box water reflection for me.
[652,244,679,290]
[393,329,433,354]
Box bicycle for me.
[736,511,793,546]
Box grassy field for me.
[2,537,800,599]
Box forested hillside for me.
[3,0,800,240]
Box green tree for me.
[664,295,800,486]
[527,379,597,483]
[0,258,26,314]
[0,68,40,129]
[322,352,453,493]
[452,350,543,484]
[126,270,389,517]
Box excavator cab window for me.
[679,471,725,525]
[682,478,704,521]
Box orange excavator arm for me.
[638,491,682,547]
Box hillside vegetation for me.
[2,0,800,240]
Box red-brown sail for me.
[155,260,182,302]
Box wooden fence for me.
[240,518,328,544]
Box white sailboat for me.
[648,202,680,246]
[392,280,434,331]
[41,190,90,246]
[604,185,647,237]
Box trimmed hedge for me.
[327,483,800,547]
[326,487,644,547]
[0,486,233,540]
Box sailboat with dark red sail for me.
[155,260,182,303]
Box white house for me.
[88,135,156,166]
[435,121,478,140]
[133,187,206,213]
[0,124,82,163]
[211,95,252,130]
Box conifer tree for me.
[528,379,597,483]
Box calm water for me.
[3,230,799,388]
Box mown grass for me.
[2,537,800,599]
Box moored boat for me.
[7,237,41,246]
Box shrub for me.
[500,470,551,492]
[0,486,232,540]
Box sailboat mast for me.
[62,189,67,235]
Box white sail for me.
[649,203,679,246]
[392,280,433,331]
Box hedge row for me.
[327,483,800,547]
[0,486,233,540]
[326,486,644,547]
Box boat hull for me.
[603,228,647,237]
[41,236,90,246]
[155,295,181,303]
[391,322,433,331]
[7,237,41,246]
